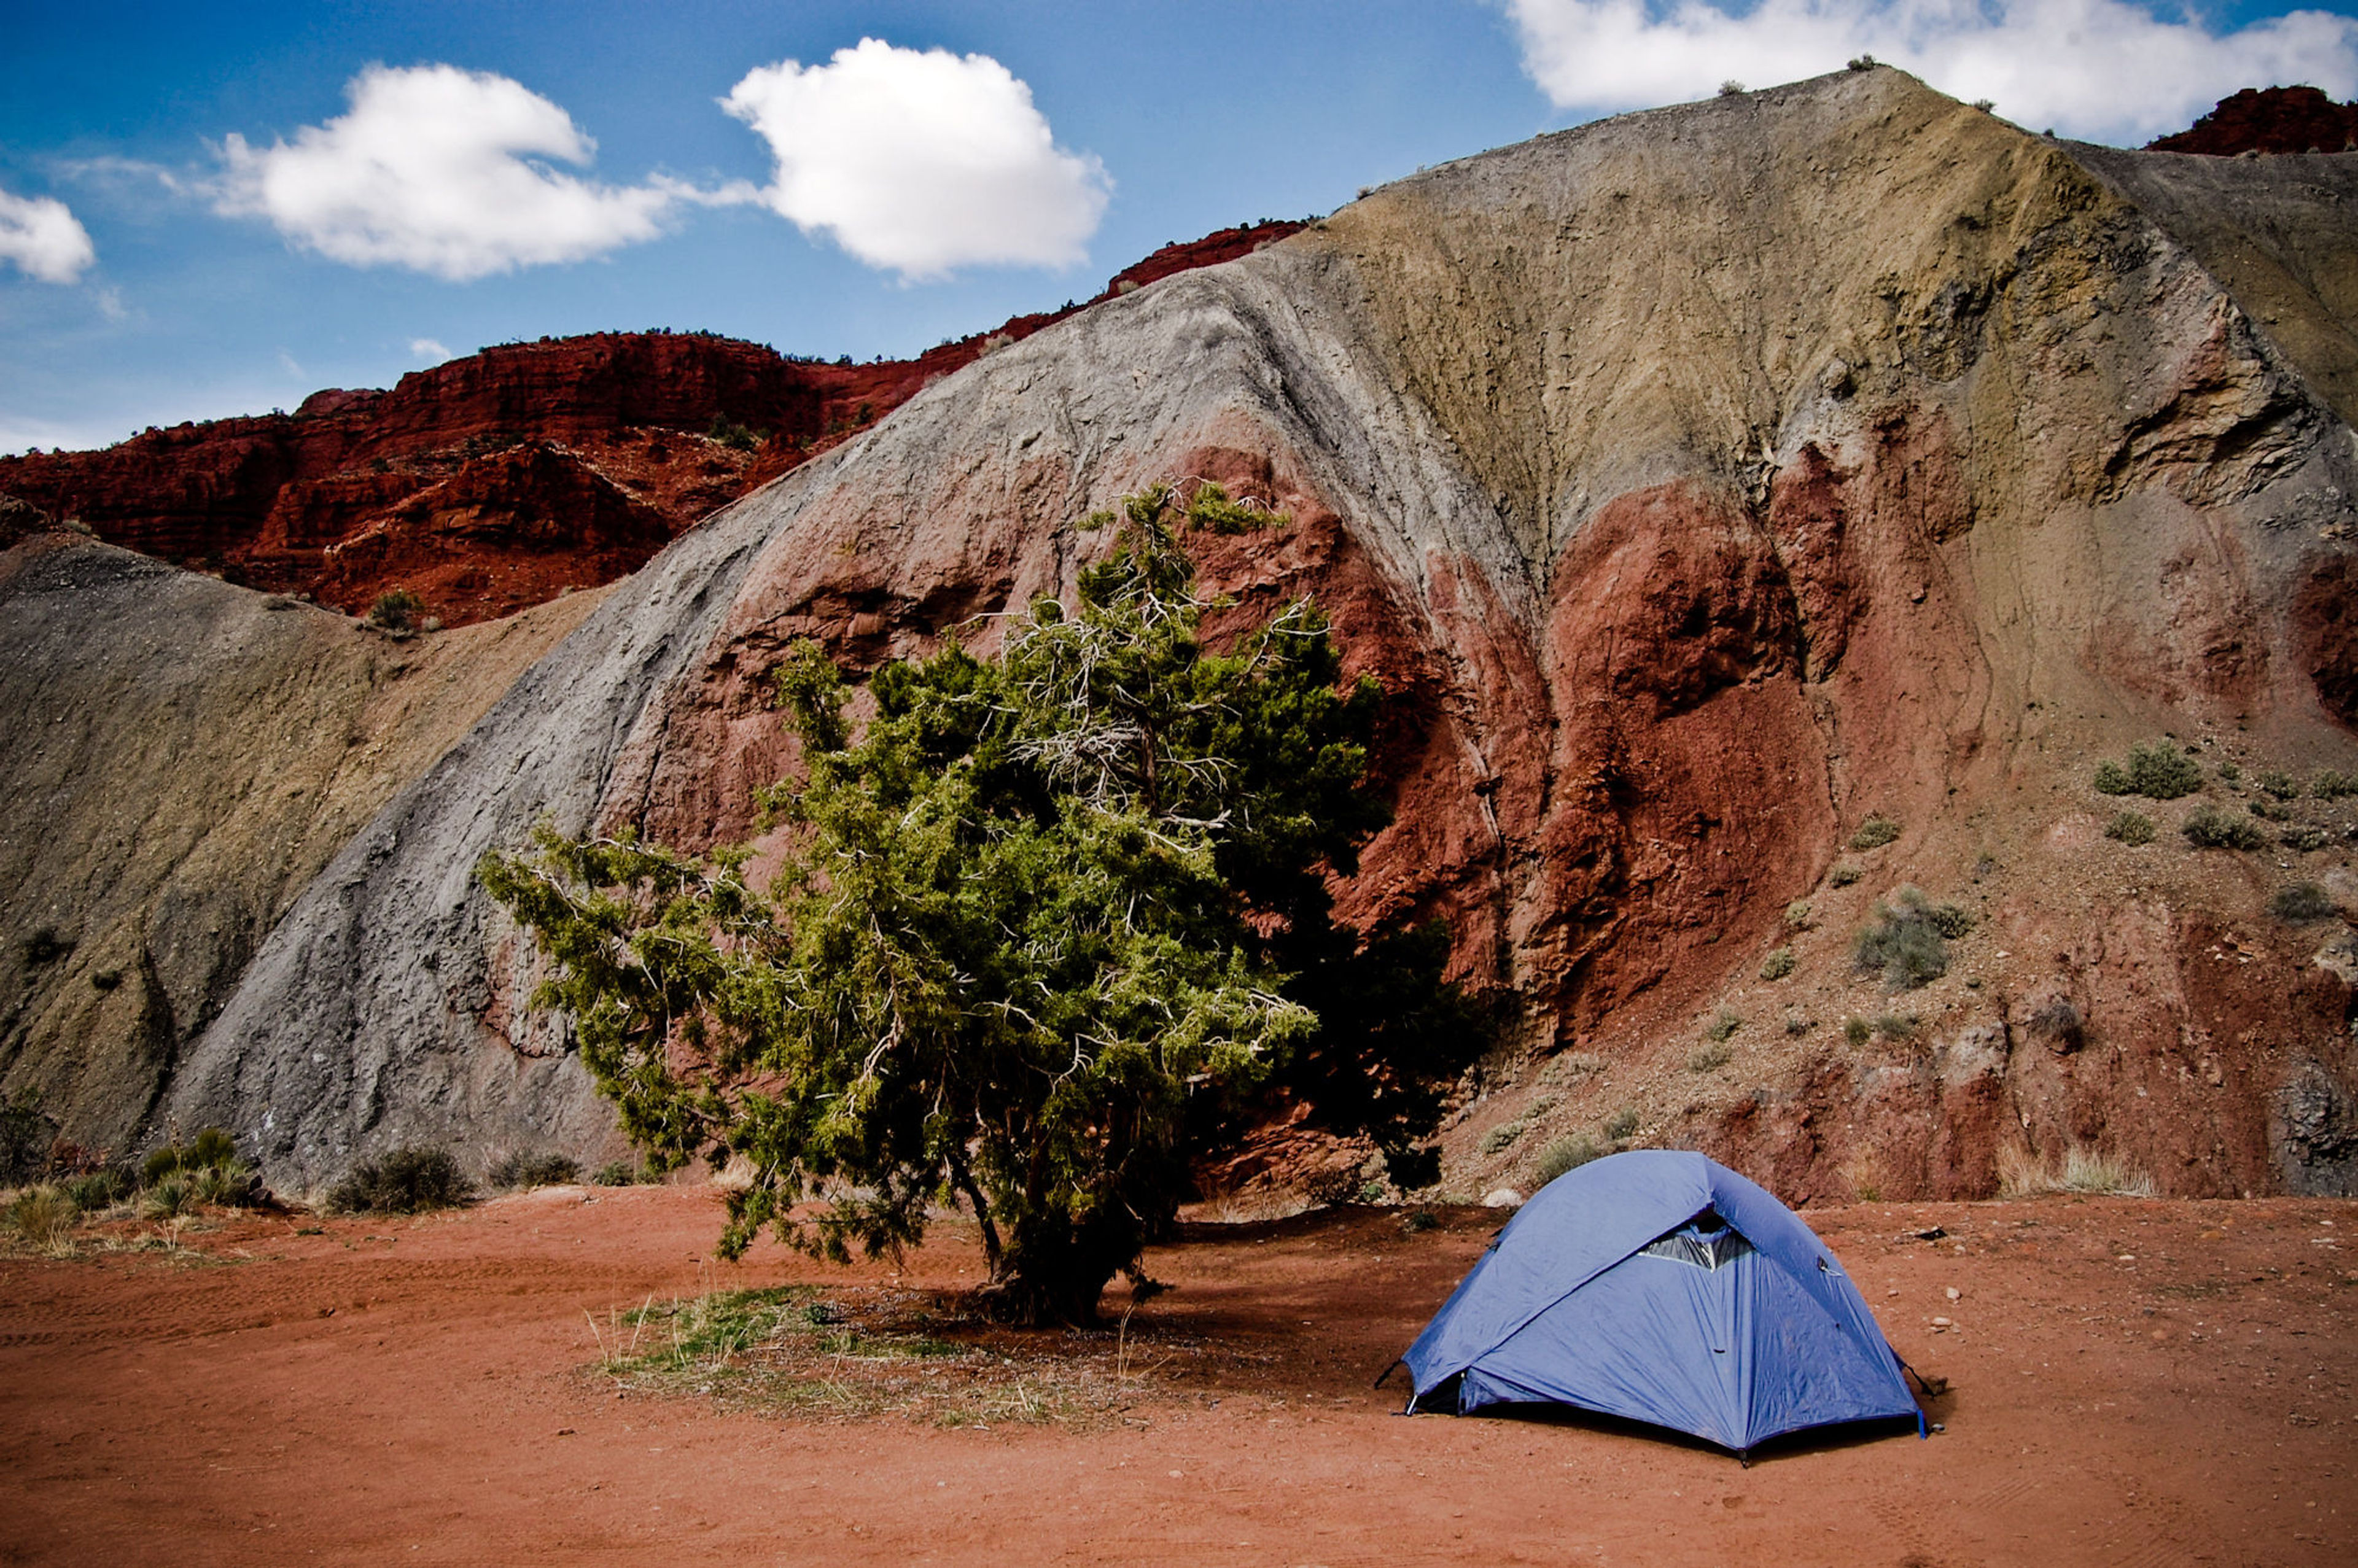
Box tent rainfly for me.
[1395,1150,1923,1457]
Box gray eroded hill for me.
[9,68,2354,1201]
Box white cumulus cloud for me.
[409,337,453,363]
[0,187,96,284]
[1508,0,2358,144]
[214,63,691,281]
[723,37,1110,279]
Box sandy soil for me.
[1,1187,2351,1566]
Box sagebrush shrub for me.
[488,1151,580,1190]
[1848,815,1901,850]
[2269,882,2336,923]
[2182,807,2267,851]
[2314,770,2358,799]
[1535,1134,1605,1184]
[1602,1107,1640,1141]
[367,588,424,634]
[1759,945,1795,982]
[2104,811,2155,845]
[1852,886,1966,990]
[325,1146,473,1214]
[2095,742,2202,800]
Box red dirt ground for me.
[1,1187,2351,1566]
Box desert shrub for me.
[2025,995,2085,1051]
[2314,770,2358,799]
[7,1187,77,1252]
[1704,1009,1742,1042]
[139,1127,260,1209]
[1540,1051,1605,1083]
[1843,1016,1871,1048]
[1719,79,1746,96]
[2258,769,2299,799]
[2104,811,2155,845]
[1848,53,1877,69]
[19,926,72,966]
[1784,899,1812,928]
[1759,945,1796,982]
[325,1145,473,1214]
[1479,1122,1525,1157]
[1871,1012,1919,1041]
[2269,882,2337,923]
[1829,863,1862,887]
[591,1160,645,1187]
[488,1151,580,1190]
[1399,1208,1439,1234]
[2248,797,2288,821]
[1602,1107,1640,1141]
[2182,806,2267,851]
[1687,1041,1733,1072]
[1848,815,1901,850]
[2096,741,2203,800]
[2282,825,2332,853]
[367,588,424,634]
[2216,761,2241,783]
[64,1168,128,1211]
[1535,1134,1605,1184]
[706,416,762,452]
[1852,886,1963,991]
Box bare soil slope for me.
[0,1187,2349,1565]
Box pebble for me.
[1482,1187,1525,1209]
[1945,1286,1961,1302]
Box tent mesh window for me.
[1638,1211,1755,1270]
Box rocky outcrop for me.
[15,71,2358,1203]
[2149,87,2358,157]
[0,224,1305,631]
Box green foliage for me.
[2269,883,2337,923]
[1704,1008,1742,1042]
[481,489,1477,1324]
[1872,1013,1919,1041]
[367,588,424,634]
[489,1151,581,1190]
[2182,806,2267,851]
[1783,899,1812,929]
[1534,1133,1605,1184]
[2257,769,2299,800]
[1848,815,1901,850]
[1480,1121,1526,1156]
[2314,770,2358,799]
[1178,479,1290,535]
[1852,886,1966,991]
[325,1146,473,1214]
[592,1160,652,1187]
[1844,1016,1871,1048]
[1602,1106,1640,1141]
[6,1187,77,1251]
[2095,742,2202,800]
[2104,811,2155,845]
[706,416,763,452]
[1759,945,1795,982]
[138,1127,260,1210]
[2248,797,2288,822]
[2282,825,2333,853]
[2216,761,2241,783]
[1687,1041,1732,1072]
[1829,863,1862,888]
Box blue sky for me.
[3,0,2355,455]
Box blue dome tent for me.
[1396,1151,1922,1457]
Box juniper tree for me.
[481,487,1480,1324]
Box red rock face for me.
[2149,86,2358,156]
[0,222,1305,628]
